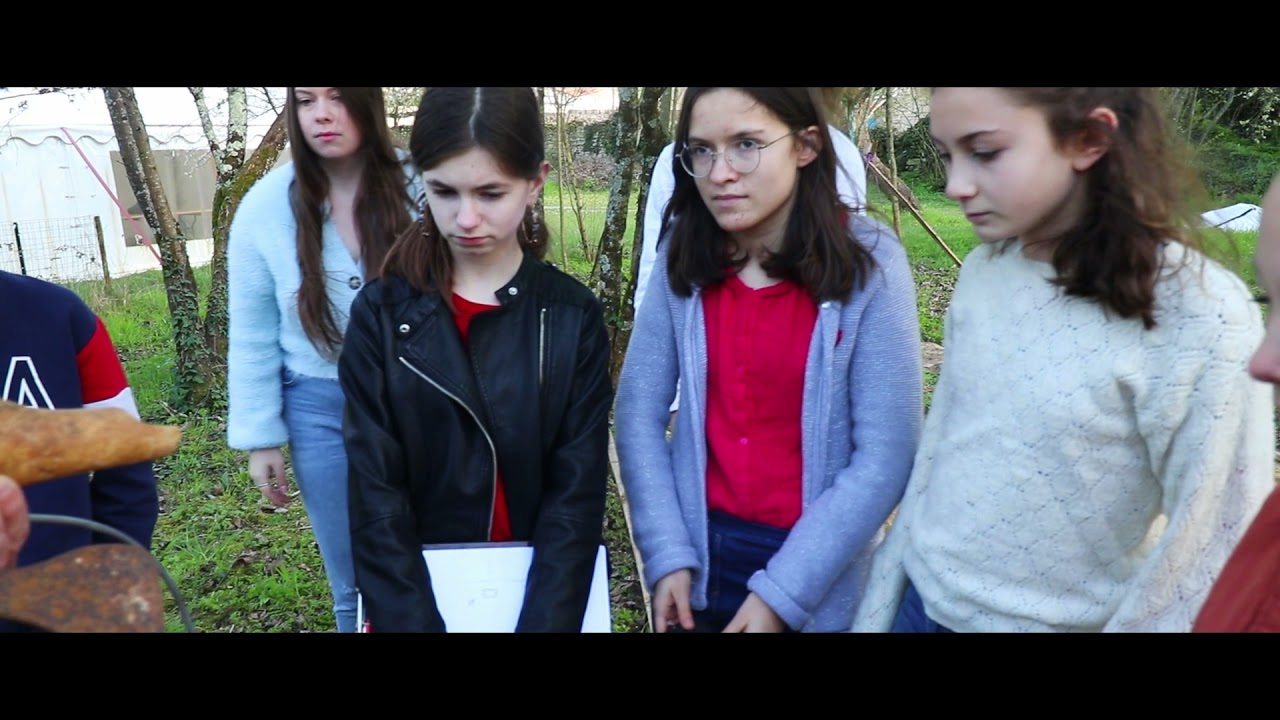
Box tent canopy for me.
[1201,202,1262,233]
[0,87,285,148]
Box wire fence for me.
[0,201,627,298]
[0,215,110,286]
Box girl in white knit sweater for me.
[852,87,1275,632]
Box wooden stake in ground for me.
[867,162,964,268]
[885,86,902,239]
[608,431,654,632]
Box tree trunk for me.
[624,87,670,328]
[658,88,672,141]
[669,87,684,137]
[534,87,546,256]
[842,87,885,154]
[552,92,570,268]
[204,108,289,360]
[596,87,644,387]
[885,87,902,238]
[103,87,213,409]
[554,105,592,263]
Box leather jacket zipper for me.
[397,355,497,539]
[539,307,547,388]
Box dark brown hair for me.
[992,87,1215,330]
[662,87,876,303]
[286,86,413,355]
[381,87,548,304]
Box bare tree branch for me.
[1196,87,1237,146]
[224,87,247,178]
[260,86,281,114]
[189,86,222,164]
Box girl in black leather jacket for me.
[337,87,612,632]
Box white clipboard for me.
[357,543,611,632]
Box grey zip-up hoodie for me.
[614,215,924,631]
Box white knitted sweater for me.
[852,240,1275,632]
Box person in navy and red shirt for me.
[0,270,159,583]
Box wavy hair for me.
[286,86,413,355]
[992,87,1217,329]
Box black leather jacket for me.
[338,251,612,632]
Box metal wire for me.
[26,513,195,633]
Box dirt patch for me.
[922,342,944,373]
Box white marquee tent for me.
[0,87,285,283]
[1201,202,1263,233]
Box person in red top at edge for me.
[1194,172,1280,633]
[339,87,612,632]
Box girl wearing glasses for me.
[614,87,923,632]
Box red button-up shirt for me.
[702,273,816,530]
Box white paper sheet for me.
[357,543,611,632]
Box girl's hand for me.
[653,568,695,633]
[723,592,786,633]
[248,448,291,507]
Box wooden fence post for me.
[93,216,113,295]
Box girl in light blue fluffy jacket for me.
[226,87,420,633]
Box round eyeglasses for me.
[678,128,803,179]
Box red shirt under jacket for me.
[451,293,512,543]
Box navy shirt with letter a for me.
[0,270,159,568]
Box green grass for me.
[868,184,983,344]
[541,180,641,280]
[68,267,333,632]
[870,184,984,271]
[1215,228,1259,294]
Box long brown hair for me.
[994,87,1217,330]
[381,87,548,306]
[286,86,414,355]
[662,87,876,303]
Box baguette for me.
[0,400,181,487]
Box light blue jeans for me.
[282,367,357,633]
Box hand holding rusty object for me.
[0,400,182,486]
[0,400,184,632]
